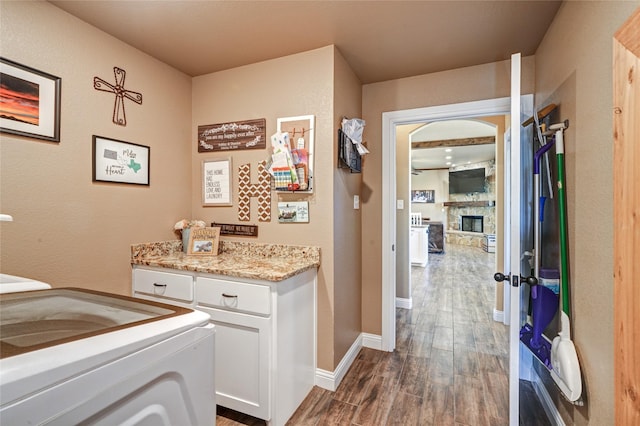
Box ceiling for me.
[411,119,497,172]
[412,143,497,173]
[48,1,561,171]
[48,0,562,84]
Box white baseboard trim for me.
[396,297,412,309]
[315,334,363,391]
[314,332,383,391]
[533,370,566,426]
[493,308,504,322]
[362,332,382,351]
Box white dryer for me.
[0,287,215,425]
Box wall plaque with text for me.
[212,222,259,237]
[198,118,266,152]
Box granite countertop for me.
[131,240,320,282]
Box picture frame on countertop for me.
[92,135,150,185]
[187,227,221,256]
[202,157,233,206]
[0,57,61,142]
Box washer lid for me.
[0,288,194,359]
[0,274,52,294]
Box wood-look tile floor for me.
[217,244,551,426]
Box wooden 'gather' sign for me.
[198,118,266,152]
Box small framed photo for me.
[278,201,310,223]
[202,158,232,206]
[92,135,150,185]
[187,227,221,256]
[0,57,61,142]
[411,189,435,203]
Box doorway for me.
[381,97,513,352]
[405,118,503,310]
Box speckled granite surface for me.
[131,240,320,282]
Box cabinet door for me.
[199,307,271,421]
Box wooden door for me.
[614,7,640,425]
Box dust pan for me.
[549,121,582,402]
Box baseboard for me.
[362,332,382,350]
[396,297,412,309]
[315,334,363,391]
[493,309,504,322]
[314,332,383,391]
[533,370,566,426]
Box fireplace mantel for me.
[444,201,495,207]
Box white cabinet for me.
[195,277,271,419]
[410,226,429,266]
[132,265,316,426]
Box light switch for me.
[354,195,360,209]
[397,199,404,209]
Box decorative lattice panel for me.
[238,161,271,222]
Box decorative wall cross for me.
[94,67,142,126]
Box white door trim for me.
[509,53,522,425]
[381,97,512,352]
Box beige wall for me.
[0,1,192,295]
[361,56,536,335]
[533,2,640,425]
[332,48,364,367]
[191,45,363,371]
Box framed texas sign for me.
[92,135,150,185]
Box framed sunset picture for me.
[0,57,61,142]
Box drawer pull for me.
[153,283,167,288]
[222,293,238,298]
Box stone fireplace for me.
[461,215,484,233]
[444,161,496,248]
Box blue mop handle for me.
[539,196,547,223]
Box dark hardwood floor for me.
[217,244,551,426]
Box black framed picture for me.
[0,57,61,142]
[92,135,150,185]
[411,189,435,203]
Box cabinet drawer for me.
[133,268,194,302]
[196,277,270,316]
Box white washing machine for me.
[0,287,215,425]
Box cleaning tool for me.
[532,106,555,200]
[519,132,558,367]
[548,120,582,402]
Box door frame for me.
[381,96,513,352]
[382,94,533,425]
[613,7,640,423]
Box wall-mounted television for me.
[448,168,486,194]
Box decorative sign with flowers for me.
[174,219,206,231]
[174,219,206,253]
